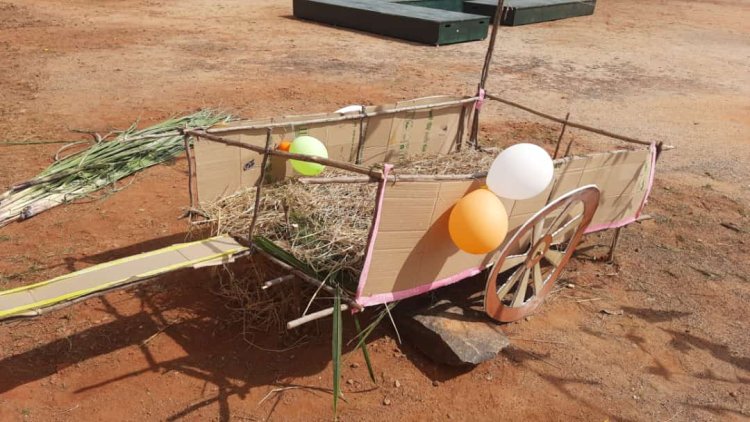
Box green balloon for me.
[290,136,328,176]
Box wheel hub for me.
[526,234,552,268]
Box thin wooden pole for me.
[563,133,576,157]
[206,98,478,134]
[485,93,672,148]
[355,114,368,164]
[469,0,505,147]
[553,112,570,159]
[184,129,383,179]
[287,304,349,329]
[247,128,272,241]
[254,248,363,311]
[183,134,196,213]
[262,274,295,290]
[297,172,489,184]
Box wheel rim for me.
[484,186,600,322]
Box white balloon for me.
[334,105,363,114]
[486,143,554,200]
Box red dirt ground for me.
[0,0,748,420]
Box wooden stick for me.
[355,115,367,164]
[287,305,349,329]
[248,129,272,241]
[297,171,489,184]
[183,134,196,213]
[262,274,295,290]
[563,133,576,157]
[205,98,478,134]
[485,93,673,148]
[607,227,623,263]
[469,0,505,146]
[185,129,383,179]
[553,112,570,159]
[254,248,363,311]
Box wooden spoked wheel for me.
[484,185,601,322]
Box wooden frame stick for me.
[485,93,674,148]
[553,112,570,159]
[287,304,349,329]
[297,172,489,184]
[254,248,363,311]
[247,128,272,241]
[262,274,295,290]
[205,97,478,134]
[184,129,383,179]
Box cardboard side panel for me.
[196,95,472,201]
[361,179,489,298]
[194,140,242,203]
[357,147,654,305]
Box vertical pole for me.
[248,128,273,242]
[607,227,622,263]
[183,133,196,218]
[553,112,570,159]
[469,0,505,148]
[355,113,368,164]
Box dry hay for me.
[202,149,495,287]
[200,149,494,331]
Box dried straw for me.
[202,149,495,288]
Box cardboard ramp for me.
[0,236,248,321]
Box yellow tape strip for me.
[0,245,247,319]
[0,236,239,297]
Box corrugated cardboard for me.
[195,95,472,202]
[357,148,653,304]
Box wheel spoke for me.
[497,266,525,299]
[532,262,543,293]
[533,219,545,242]
[545,200,575,235]
[511,269,531,307]
[544,248,564,267]
[551,213,583,244]
[499,254,526,273]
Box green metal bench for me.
[293,0,490,45]
[293,0,597,45]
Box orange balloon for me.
[278,140,292,152]
[448,188,509,254]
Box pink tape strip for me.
[475,88,485,110]
[354,164,392,307]
[357,266,486,308]
[584,143,657,233]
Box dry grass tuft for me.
[201,149,495,329]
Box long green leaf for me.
[353,314,376,383]
[253,235,317,277]
[332,287,343,416]
[353,302,398,352]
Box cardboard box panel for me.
[358,147,653,303]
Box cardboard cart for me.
[187,94,660,325]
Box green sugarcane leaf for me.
[332,287,342,416]
[353,314,376,383]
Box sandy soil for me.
[0,0,748,420]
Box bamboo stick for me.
[183,134,196,212]
[184,129,383,179]
[485,93,673,148]
[297,172,489,184]
[469,0,505,147]
[205,98,478,134]
[247,129,272,241]
[553,112,570,159]
[287,304,349,329]
[254,248,363,311]
[262,274,295,290]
